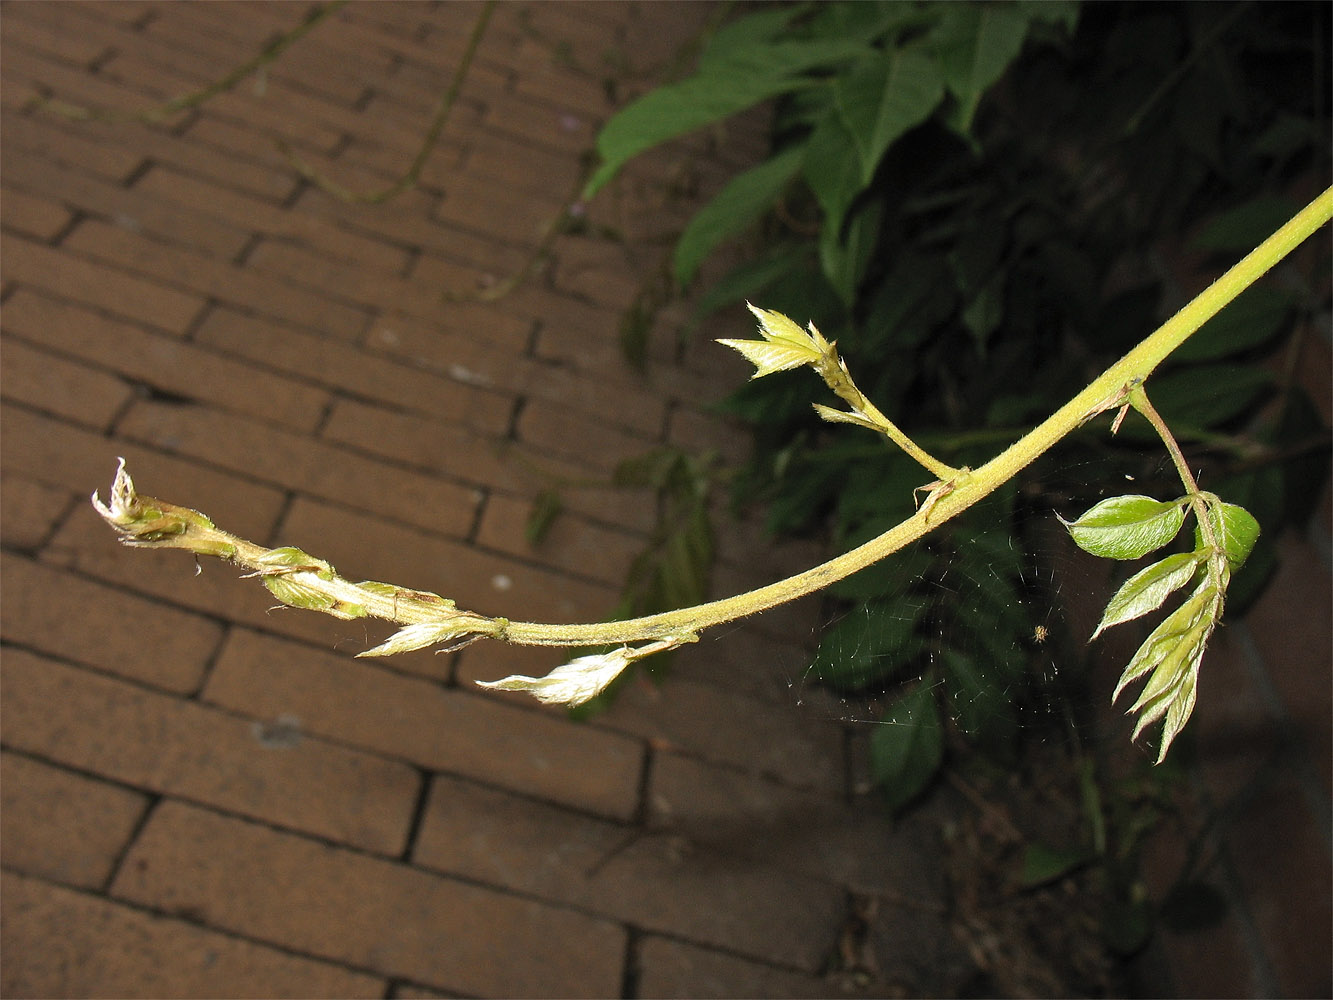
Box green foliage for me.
[591,1,1328,804]
[1065,487,1258,761]
[609,446,718,621]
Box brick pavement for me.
[0,4,941,997]
[3,4,1329,998]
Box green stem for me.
[95,187,1333,650]
[499,185,1333,645]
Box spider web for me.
[790,443,1182,756]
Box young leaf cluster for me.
[1063,493,1260,761]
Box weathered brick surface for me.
[113,801,626,998]
[1,648,419,855]
[2,871,387,1000]
[1,559,221,694]
[636,934,835,999]
[3,289,334,432]
[1,231,209,333]
[62,219,372,338]
[0,334,133,430]
[195,305,518,434]
[115,398,482,539]
[0,475,71,551]
[600,674,844,796]
[0,184,75,240]
[1,752,149,890]
[206,627,644,821]
[411,773,846,972]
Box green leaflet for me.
[835,46,944,184]
[586,38,870,196]
[1195,499,1261,570]
[262,575,367,620]
[931,3,1030,132]
[1111,583,1216,704]
[1093,550,1205,639]
[1061,495,1186,560]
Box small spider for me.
[1032,624,1049,644]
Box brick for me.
[1,752,149,889]
[182,110,342,166]
[112,801,626,998]
[0,336,132,430]
[456,130,584,199]
[598,672,844,795]
[0,37,189,128]
[1,400,287,542]
[668,624,815,705]
[364,310,669,437]
[1156,916,1260,999]
[205,627,644,821]
[195,306,515,434]
[139,0,304,50]
[509,36,614,118]
[115,398,481,539]
[478,89,595,157]
[1,231,207,334]
[277,494,618,629]
[0,3,112,66]
[434,169,569,249]
[0,558,220,693]
[517,397,657,473]
[1,649,419,855]
[100,11,377,111]
[1,871,386,999]
[289,183,532,276]
[0,474,70,550]
[320,396,656,533]
[475,492,640,587]
[527,287,720,383]
[1,135,253,258]
[3,290,332,432]
[247,237,498,319]
[550,234,643,310]
[360,310,533,375]
[647,752,914,892]
[60,1,156,27]
[412,773,845,971]
[133,166,414,273]
[30,111,304,203]
[1191,628,1279,804]
[669,403,751,467]
[637,935,835,1000]
[60,219,371,339]
[0,184,74,240]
